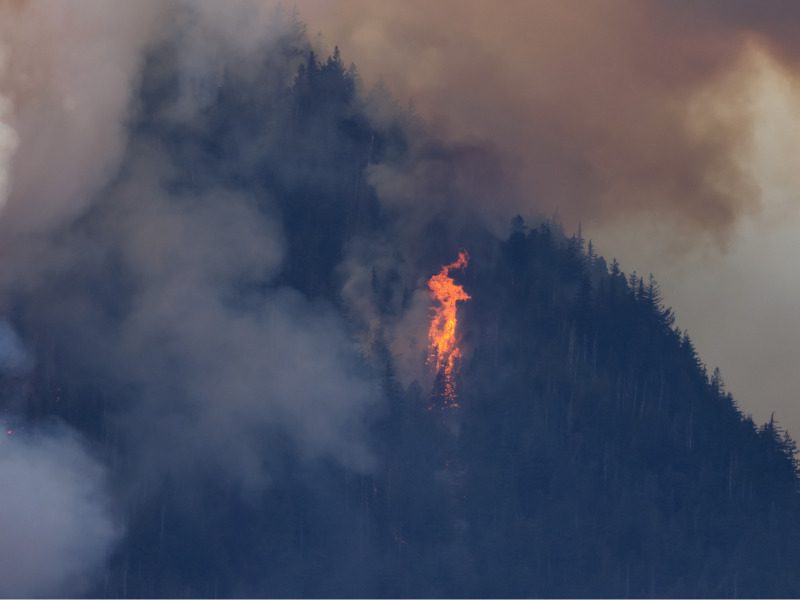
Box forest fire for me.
[427,251,471,406]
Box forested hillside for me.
[3,13,799,597]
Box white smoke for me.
[0,427,120,597]
[96,142,378,497]
[0,2,379,593]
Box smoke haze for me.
[2,1,800,595]
[0,426,118,597]
[297,0,800,238]
[0,3,381,594]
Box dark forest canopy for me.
[2,14,799,598]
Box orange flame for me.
[427,250,471,406]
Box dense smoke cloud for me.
[99,154,377,496]
[0,0,162,235]
[297,0,800,240]
[0,0,295,236]
[0,426,119,597]
[0,1,378,488]
[0,3,380,594]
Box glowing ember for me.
[427,250,471,406]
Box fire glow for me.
[427,250,471,406]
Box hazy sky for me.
[600,56,800,428]
[295,1,800,433]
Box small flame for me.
[427,250,471,406]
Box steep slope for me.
[455,225,800,596]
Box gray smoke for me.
[0,3,382,595]
[0,320,31,374]
[106,153,378,495]
[0,426,119,598]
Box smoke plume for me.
[0,0,162,236]
[297,0,800,240]
[0,426,119,598]
[0,3,380,594]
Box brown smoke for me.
[296,0,800,239]
[0,0,163,235]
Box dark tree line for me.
[444,221,800,596]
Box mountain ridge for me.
[2,23,799,597]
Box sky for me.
[295,0,800,432]
[598,54,800,427]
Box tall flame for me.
[427,250,471,406]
